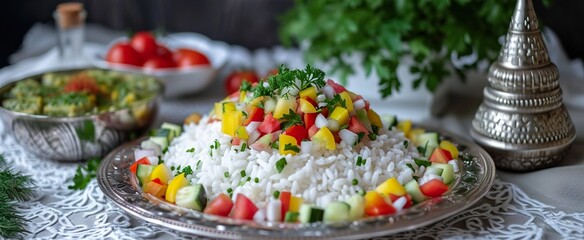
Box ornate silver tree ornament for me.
[470,0,575,171]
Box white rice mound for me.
[163,116,422,207]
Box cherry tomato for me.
[224,71,259,95]
[174,48,211,68]
[143,56,177,69]
[156,45,173,61]
[105,42,144,66]
[130,32,159,59]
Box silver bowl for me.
[0,68,161,162]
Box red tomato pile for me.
[105,32,211,70]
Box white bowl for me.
[93,32,229,98]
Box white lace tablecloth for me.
[1,24,584,239]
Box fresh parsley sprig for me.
[69,157,101,190]
[280,109,303,130]
[253,64,326,98]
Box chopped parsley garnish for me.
[352,179,359,185]
[186,147,195,153]
[254,177,259,183]
[325,94,347,112]
[157,158,164,165]
[276,158,288,173]
[417,141,429,155]
[69,157,100,190]
[284,143,300,153]
[177,166,193,176]
[406,163,415,171]
[214,139,220,149]
[227,188,233,198]
[371,125,380,135]
[242,111,248,117]
[196,160,202,170]
[246,177,251,182]
[253,64,325,98]
[271,141,279,149]
[414,158,432,167]
[273,190,280,199]
[403,141,409,148]
[240,143,247,152]
[240,80,253,92]
[224,171,230,178]
[368,133,377,141]
[240,170,246,178]
[280,109,303,130]
[171,166,175,171]
[162,147,169,154]
[355,132,366,145]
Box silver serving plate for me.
[98,127,495,239]
[0,68,161,162]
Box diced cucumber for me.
[416,132,440,157]
[432,163,455,185]
[382,114,398,130]
[141,140,162,156]
[425,165,444,176]
[136,164,154,185]
[299,204,324,223]
[346,194,365,220]
[161,122,182,140]
[150,136,169,151]
[154,128,172,142]
[355,109,373,132]
[405,180,427,203]
[175,184,207,211]
[323,201,351,223]
[284,211,299,223]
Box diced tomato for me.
[257,112,280,134]
[244,106,264,126]
[364,191,396,216]
[151,178,162,185]
[284,125,308,145]
[204,193,234,217]
[232,194,259,220]
[303,97,318,108]
[332,131,341,143]
[348,116,369,135]
[389,193,413,209]
[232,137,242,146]
[279,191,291,221]
[303,113,318,129]
[429,148,453,164]
[307,125,319,138]
[420,179,449,198]
[319,107,329,118]
[327,79,347,93]
[130,157,151,174]
[143,181,167,198]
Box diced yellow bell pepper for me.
[235,126,249,139]
[273,97,297,119]
[165,173,190,203]
[409,128,425,144]
[149,163,172,184]
[239,91,246,103]
[367,109,382,129]
[299,98,317,113]
[299,86,317,101]
[222,111,243,136]
[279,134,298,155]
[312,127,336,150]
[339,91,354,112]
[222,102,236,113]
[248,96,265,109]
[397,120,412,137]
[375,177,406,197]
[440,140,459,159]
[329,107,349,126]
[214,101,235,120]
[289,196,304,212]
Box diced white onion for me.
[315,114,328,129]
[266,200,282,222]
[449,160,459,173]
[418,174,443,186]
[253,208,266,222]
[393,196,407,211]
[318,102,328,108]
[248,130,261,145]
[140,140,161,156]
[322,85,335,99]
[147,156,160,166]
[316,94,326,102]
[327,119,340,131]
[134,149,155,161]
[246,121,261,134]
[339,129,358,145]
[353,99,365,110]
[301,141,313,154]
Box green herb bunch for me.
[0,154,35,238]
[280,0,519,97]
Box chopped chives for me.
[352,179,358,185]
[224,171,230,178]
[273,190,280,199]
[276,158,287,173]
[240,170,246,178]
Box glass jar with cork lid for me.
[53,2,86,62]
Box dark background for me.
[0,0,580,68]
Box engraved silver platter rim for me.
[97,125,495,239]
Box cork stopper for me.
[56,2,85,29]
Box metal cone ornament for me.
[470,0,575,171]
